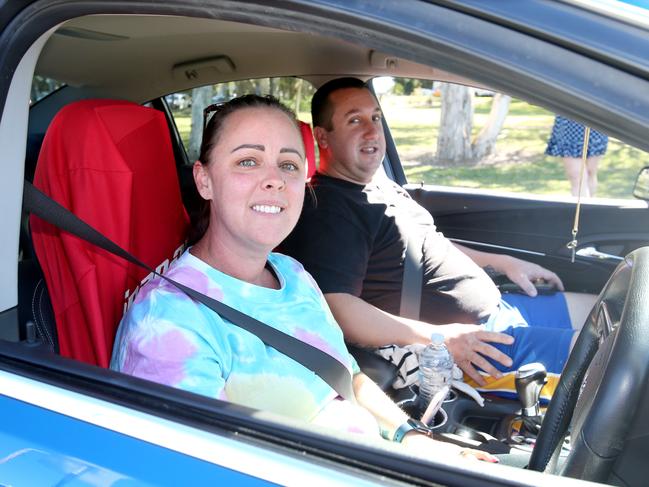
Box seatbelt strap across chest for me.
[24,181,355,401]
[399,232,423,321]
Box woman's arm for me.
[352,373,497,462]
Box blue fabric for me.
[501,292,571,329]
[545,115,608,158]
[482,295,573,374]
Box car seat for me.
[299,121,317,179]
[30,99,189,367]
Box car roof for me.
[35,14,469,103]
[19,1,649,152]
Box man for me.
[282,78,594,396]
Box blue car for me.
[2,1,649,485]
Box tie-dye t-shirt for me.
[110,250,379,436]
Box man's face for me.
[315,87,386,185]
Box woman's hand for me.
[458,448,500,463]
[402,432,499,463]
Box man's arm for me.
[326,293,513,385]
[454,243,564,297]
[352,372,498,462]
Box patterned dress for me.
[545,115,608,157]
[111,249,379,436]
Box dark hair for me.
[311,77,367,130]
[199,94,299,165]
[190,94,300,244]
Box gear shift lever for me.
[515,362,547,417]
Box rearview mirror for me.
[633,166,649,200]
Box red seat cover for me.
[30,99,189,367]
[299,121,317,178]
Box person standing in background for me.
[545,115,608,197]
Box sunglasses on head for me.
[202,102,226,133]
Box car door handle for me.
[576,245,624,263]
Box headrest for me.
[299,121,317,178]
[30,99,189,367]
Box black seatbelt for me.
[399,233,423,320]
[23,181,354,401]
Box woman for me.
[545,115,608,197]
[110,95,495,461]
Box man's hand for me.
[495,255,564,297]
[324,292,514,384]
[440,324,514,385]
[455,243,564,297]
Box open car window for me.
[3,2,649,485]
[164,78,315,163]
[30,75,65,105]
[378,77,649,200]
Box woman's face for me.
[194,107,306,255]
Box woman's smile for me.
[251,203,285,214]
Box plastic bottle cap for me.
[430,333,445,345]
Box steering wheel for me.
[528,247,649,483]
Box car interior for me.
[4,5,649,485]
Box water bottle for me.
[418,333,454,409]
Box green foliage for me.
[403,141,645,199]
[384,97,646,199]
[31,76,65,103]
[173,84,647,200]
[220,78,315,115]
[392,78,422,95]
[172,77,315,149]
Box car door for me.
[372,4,649,296]
[3,1,649,485]
[2,2,555,486]
[405,184,649,293]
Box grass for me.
[175,115,192,145]
[383,96,645,199]
[174,97,645,199]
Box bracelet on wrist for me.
[392,418,433,443]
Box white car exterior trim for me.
[0,27,57,315]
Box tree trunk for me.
[471,93,511,160]
[269,77,276,97]
[294,78,303,115]
[435,84,511,164]
[188,86,213,162]
[436,83,473,164]
[253,79,263,95]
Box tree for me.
[436,83,473,163]
[188,85,213,161]
[185,77,316,160]
[435,83,511,164]
[293,78,304,115]
[472,92,511,160]
[393,78,421,95]
[30,76,64,103]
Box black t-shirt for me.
[281,173,500,324]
